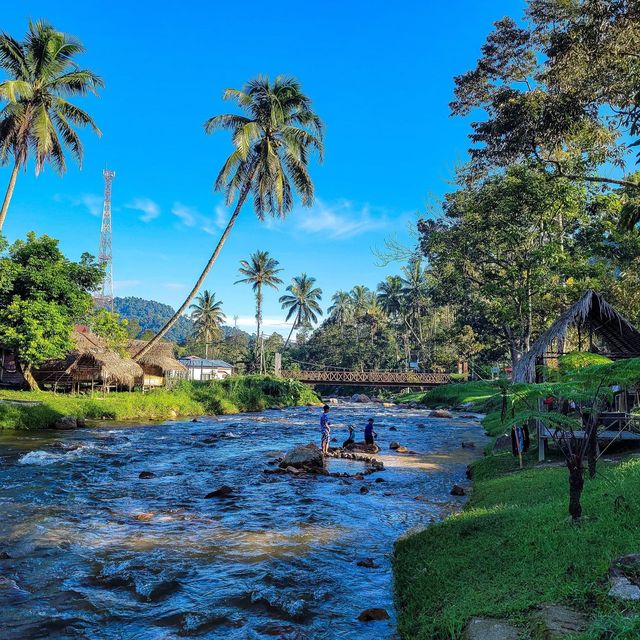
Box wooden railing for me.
[280,369,451,387]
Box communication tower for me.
[94,169,116,312]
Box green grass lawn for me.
[0,375,320,429]
[394,453,640,639]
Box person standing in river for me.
[320,405,332,455]
[364,418,377,446]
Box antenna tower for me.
[95,169,116,312]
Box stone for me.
[0,551,11,560]
[450,484,465,496]
[383,402,394,407]
[202,437,217,444]
[191,418,199,422]
[461,441,476,449]
[169,410,178,418]
[610,553,640,578]
[357,608,390,622]
[493,434,511,453]
[139,471,156,479]
[375,477,385,483]
[350,393,371,403]
[286,466,303,475]
[429,409,452,419]
[76,418,87,427]
[533,604,588,637]
[417,423,426,428]
[396,446,409,453]
[466,617,522,640]
[360,485,369,494]
[609,576,640,601]
[204,485,235,499]
[357,558,379,568]
[327,398,339,404]
[280,444,324,471]
[134,513,154,521]
[54,416,78,430]
[389,426,397,431]
[389,442,401,450]
[461,414,478,419]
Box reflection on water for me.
[0,404,485,639]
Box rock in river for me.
[54,416,78,430]
[204,485,235,499]
[357,558,379,569]
[280,444,324,471]
[357,608,390,622]
[139,471,156,479]
[450,484,466,496]
[429,409,452,419]
[389,442,401,450]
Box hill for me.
[114,296,193,343]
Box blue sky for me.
[2,1,523,336]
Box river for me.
[0,402,486,639]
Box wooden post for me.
[274,352,282,377]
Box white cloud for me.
[164,281,187,290]
[55,192,103,217]
[291,199,389,239]
[171,202,228,236]
[114,279,142,290]
[125,197,160,222]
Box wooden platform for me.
[540,427,640,442]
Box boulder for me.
[54,416,78,430]
[204,485,235,499]
[382,402,394,407]
[461,441,476,449]
[327,398,339,404]
[609,556,640,599]
[429,409,452,419]
[389,442,401,450]
[280,444,324,471]
[493,434,511,452]
[533,604,588,638]
[134,512,155,521]
[0,551,11,560]
[357,608,390,622]
[389,426,397,431]
[609,576,640,600]
[375,477,385,483]
[450,484,466,496]
[138,471,156,479]
[466,617,522,640]
[357,558,379,568]
[396,446,410,453]
[359,485,370,494]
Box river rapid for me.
[0,402,486,640]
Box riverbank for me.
[394,451,640,639]
[0,375,320,429]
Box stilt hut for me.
[127,339,186,388]
[513,290,640,383]
[34,327,143,391]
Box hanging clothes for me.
[511,424,530,456]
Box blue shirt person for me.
[364,418,377,445]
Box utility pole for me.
[94,169,116,312]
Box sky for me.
[2,0,525,336]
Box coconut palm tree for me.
[0,20,103,232]
[279,273,323,348]
[135,75,323,361]
[328,290,353,329]
[189,290,225,358]
[236,250,283,371]
[377,275,404,320]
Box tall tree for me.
[236,250,283,371]
[189,290,225,358]
[377,275,404,320]
[135,75,323,360]
[279,273,323,348]
[328,290,353,329]
[0,20,103,231]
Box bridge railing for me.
[280,369,451,385]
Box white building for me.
[178,356,234,381]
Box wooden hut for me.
[127,339,186,388]
[513,290,640,384]
[0,346,25,389]
[34,327,143,391]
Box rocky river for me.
[0,402,486,639]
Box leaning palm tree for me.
[236,250,283,369]
[279,273,323,348]
[0,20,103,231]
[189,290,225,358]
[135,75,323,361]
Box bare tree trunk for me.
[567,454,584,521]
[0,161,20,233]
[16,361,39,391]
[135,176,254,361]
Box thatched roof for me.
[35,327,143,387]
[513,290,640,383]
[127,339,186,374]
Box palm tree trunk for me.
[0,161,20,233]
[134,176,254,361]
[284,323,296,349]
[255,285,262,371]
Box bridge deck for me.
[280,370,451,388]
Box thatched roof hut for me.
[127,339,186,387]
[513,290,640,383]
[34,327,143,389]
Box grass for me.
[0,375,320,429]
[394,452,640,639]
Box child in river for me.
[320,405,331,455]
[364,418,377,445]
[342,425,355,448]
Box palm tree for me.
[328,290,353,328]
[0,20,103,231]
[350,285,374,319]
[189,290,225,358]
[236,250,283,371]
[279,273,323,348]
[135,75,322,361]
[377,275,404,320]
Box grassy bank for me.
[0,375,320,429]
[394,452,640,639]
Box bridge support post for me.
[274,352,282,377]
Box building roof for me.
[513,290,640,383]
[127,339,186,373]
[179,357,233,369]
